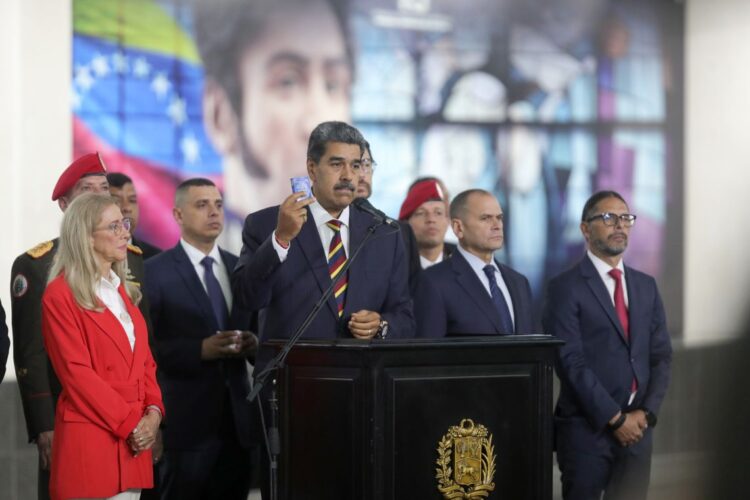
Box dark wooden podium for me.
[272,335,562,500]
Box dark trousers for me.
[160,437,254,500]
[556,420,653,500]
[38,460,50,500]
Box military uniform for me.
[11,239,151,500]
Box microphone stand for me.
[248,219,391,500]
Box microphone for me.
[352,197,400,229]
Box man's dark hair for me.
[363,140,375,165]
[193,0,354,115]
[581,190,628,222]
[106,172,133,189]
[174,177,217,207]
[307,121,365,163]
[450,189,492,220]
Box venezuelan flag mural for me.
[72,0,685,326]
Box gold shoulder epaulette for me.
[26,241,54,259]
[127,243,143,255]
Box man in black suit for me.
[399,178,455,268]
[145,178,257,500]
[355,142,422,296]
[415,189,534,337]
[107,172,162,259]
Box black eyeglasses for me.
[586,212,637,227]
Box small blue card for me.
[290,176,312,200]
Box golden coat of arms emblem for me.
[436,419,496,499]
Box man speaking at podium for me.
[231,121,414,375]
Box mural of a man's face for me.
[237,0,351,183]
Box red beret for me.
[51,153,107,201]
[399,179,446,220]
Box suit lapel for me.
[295,208,339,319]
[624,265,639,345]
[83,302,133,367]
[498,264,521,334]
[344,208,369,317]
[119,284,146,377]
[171,244,219,331]
[580,257,628,344]
[452,252,503,333]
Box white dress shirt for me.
[180,238,233,311]
[272,200,351,263]
[420,253,444,269]
[96,271,135,350]
[456,244,515,328]
[587,250,629,307]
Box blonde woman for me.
[41,193,164,500]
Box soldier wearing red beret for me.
[399,178,456,269]
[10,153,153,500]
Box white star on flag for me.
[91,54,110,77]
[112,52,129,74]
[133,57,151,79]
[151,72,171,99]
[181,134,201,164]
[75,66,95,91]
[167,97,187,125]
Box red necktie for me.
[608,269,629,339]
[609,268,637,393]
[327,220,348,317]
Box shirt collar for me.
[587,250,625,278]
[98,269,121,291]
[309,199,350,228]
[180,238,221,266]
[457,244,499,275]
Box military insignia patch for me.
[26,240,53,259]
[436,419,496,499]
[12,274,29,298]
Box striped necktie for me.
[327,220,348,317]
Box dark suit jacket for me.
[397,220,422,297]
[415,249,534,337]
[132,236,162,260]
[0,299,8,383]
[543,256,672,432]
[232,204,414,373]
[145,244,255,449]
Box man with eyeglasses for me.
[543,190,672,500]
[9,153,152,500]
[355,142,422,296]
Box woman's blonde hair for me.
[48,193,141,310]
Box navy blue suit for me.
[145,243,256,500]
[414,249,535,337]
[543,256,672,500]
[232,204,414,373]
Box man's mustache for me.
[334,181,356,191]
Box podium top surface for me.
[266,334,563,351]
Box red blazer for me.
[42,274,164,500]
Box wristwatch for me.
[642,409,657,427]
[376,319,389,339]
